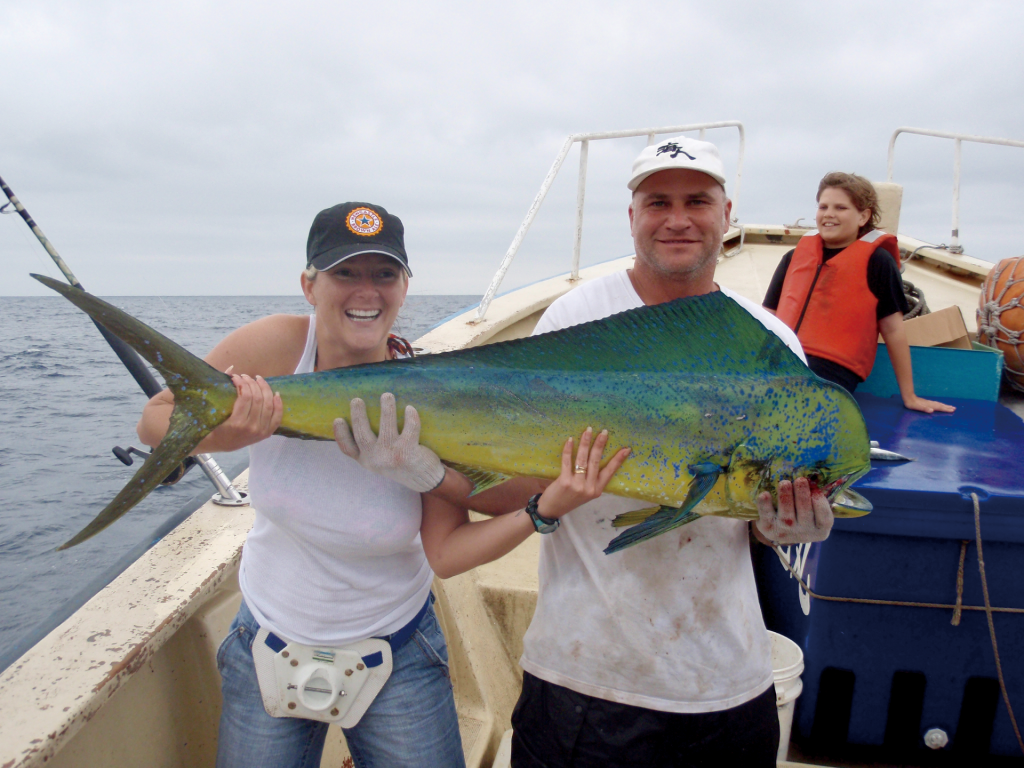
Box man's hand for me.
[755,477,833,545]
[333,393,446,493]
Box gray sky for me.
[2,0,1022,297]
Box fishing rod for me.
[1,174,245,504]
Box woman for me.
[762,172,954,414]
[137,202,630,768]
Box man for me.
[508,136,834,767]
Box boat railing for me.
[473,121,745,323]
[887,127,1024,255]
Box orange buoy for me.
[978,256,1024,393]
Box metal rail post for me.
[951,138,963,253]
[887,127,1024,256]
[570,140,589,280]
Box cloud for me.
[2,0,1022,295]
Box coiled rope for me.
[771,492,1023,755]
[900,247,930,320]
[902,279,929,320]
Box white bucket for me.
[768,631,805,763]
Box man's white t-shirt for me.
[519,270,806,713]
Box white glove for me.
[755,478,834,544]
[333,393,446,493]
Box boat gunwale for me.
[0,481,254,768]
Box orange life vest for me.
[776,229,900,380]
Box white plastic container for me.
[768,630,805,762]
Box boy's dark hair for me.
[817,172,880,238]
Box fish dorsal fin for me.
[404,291,810,378]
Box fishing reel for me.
[112,445,196,485]
[112,445,248,505]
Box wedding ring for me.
[574,465,586,474]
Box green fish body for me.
[33,274,872,552]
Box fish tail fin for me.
[604,507,701,554]
[32,274,237,549]
[56,418,213,549]
[604,464,722,554]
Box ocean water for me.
[0,294,479,660]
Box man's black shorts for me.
[510,671,780,768]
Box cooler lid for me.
[837,394,1024,542]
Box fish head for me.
[725,449,872,518]
[724,378,872,518]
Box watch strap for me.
[526,493,560,534]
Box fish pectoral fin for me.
[443,462,512,497]
[603,507,701,554]
[603,464,722,554]
[611,506,663,528]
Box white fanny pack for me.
[249,596,431,728]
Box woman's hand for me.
[333,393,446,493]
[754,477,833,545]
[211,372,283,451]
[534,428,631,520]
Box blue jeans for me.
[215,598,465,768]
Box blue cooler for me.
[754,394,1024,763]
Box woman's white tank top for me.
[238,315,433,646]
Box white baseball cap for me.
[627,135,727,191]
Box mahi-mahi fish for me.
[34,273,872,553]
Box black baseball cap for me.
[306,202,411,276]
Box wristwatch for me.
[525,493,560,534]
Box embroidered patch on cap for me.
[346,207,383,236]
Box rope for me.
[771,494,1024,756]
[771,545,1024,616]
[951,540,967,626]
[899,246,929,319]
[902,278,929,320]
[972,493,1024,755]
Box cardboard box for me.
[877,305,972,350]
